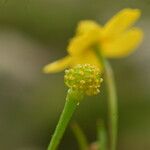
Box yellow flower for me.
[43,8,143,73]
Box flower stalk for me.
[94,46,118,150]
[71,122,89,150]
[97,120,107,150]
[47,89,82,150]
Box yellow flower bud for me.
[64,64,103,96]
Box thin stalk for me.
[71,122,89,150]
[97,120,107,150]
[94,46,118,150]
[47,89,83,150]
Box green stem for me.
[47,89,83,150]
[97,120,107,150]
[71,122,89,150]
[94,46,118,150]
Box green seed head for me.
[64,64,103,96]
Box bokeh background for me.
[0,0,149,150]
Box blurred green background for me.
[0,0,149,150]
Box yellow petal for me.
[71,50,102,70]
[103,8,141,36]
[76,20,101,35]
[43,56,72,73]
[102,28,143,57]
[67,30,101,56]
[67,20,102,56]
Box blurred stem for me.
[97,120,107,150]
[47,89,83,150]
[94,46,118,150]
[71,122,89,150]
